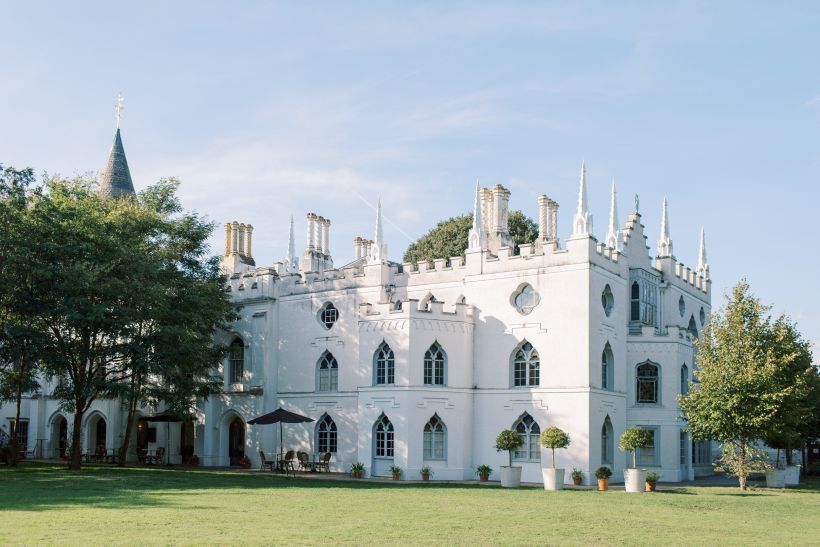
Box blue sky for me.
[2,1,819,350]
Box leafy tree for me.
[495,429,524,468]
[403,211,538,265]
[0,165,44,464]
[679,280,817,490]
[619,427,653,469]
[2,175,232,470]
[760,317,817,467]
[113,179,233,465]
[539,427,571,468]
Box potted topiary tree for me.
[476,464,492,482]
[619,427,653,493]
[495,429,524,488]
[594,466,612,490]
[539,427,571,491]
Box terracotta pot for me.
[422,474,430,481]
[392,473,400,481]
[645,482,656,492]
[597,478,609,491]
[573,477,582,486]
[351,470,363,479]
[479,474,489,482]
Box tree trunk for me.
[118,389,139,467]
[785,439,793,466]
[70,406,86,470]
[738,440,748,491]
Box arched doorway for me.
[95,418,107,451]
[180,420,195,465]
[228,417,245,466]
[86,413,107,454]
[372,414,394,477]
[51,416,68,458]
[134,418,150,463]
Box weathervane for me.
[115,94,124,128]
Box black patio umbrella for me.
[142,411,184,465]
[248,408,314,462]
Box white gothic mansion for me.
[2,125,715,484]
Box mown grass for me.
[0,464,818,545]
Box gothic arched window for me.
[374,342,395,385]
[423,415,446,460]
[602,343,614,391]
[229,338,244,384]
[601,416,614,465]
[512,341,539,387]
[424,342,446,386]
[680,364,689,395]
[316,414,337,453]
[374,414,394,457]
[636,362,659,404]
[317,352,338,392]
[513,414,541,461]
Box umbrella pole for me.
[280,422,283,463]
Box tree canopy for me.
[403,211,538,265]
[679,280,818,489]
[0,169,234,469]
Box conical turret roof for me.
[99,128,135,198]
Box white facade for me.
[200,175,713,484]
[2,169,715,484]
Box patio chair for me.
[315,452,331,473]
[147,447,165,465]
[297,451,311,472]
[279,450,295,476]
[259,450,276,471]
[137,448,148,465]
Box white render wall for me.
[2,201,713,484]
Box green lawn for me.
[1,465,818,545]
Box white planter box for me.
[542,468,565,491]
[500,466,522,488]
[785,465,800,486]
[766,469,786,488]
[624,469,647,493]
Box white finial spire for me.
[605,178,620,250]
[284,215,298,273]
[697,228,709,279]
[368,199,387,264]
[657,198,673,257]
[468,181,486,251]
[572,160,593,236]
[115,94,124,129]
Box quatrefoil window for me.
[513,284,540,315]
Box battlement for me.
[358,298,473,322]
[225,267,277,300]
[655,257,709,294]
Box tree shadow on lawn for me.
[0,464,527,512]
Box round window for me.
[513,284,540,315]
[601,285,614,317]
[679,295,686,317]
[318,303,338,330]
